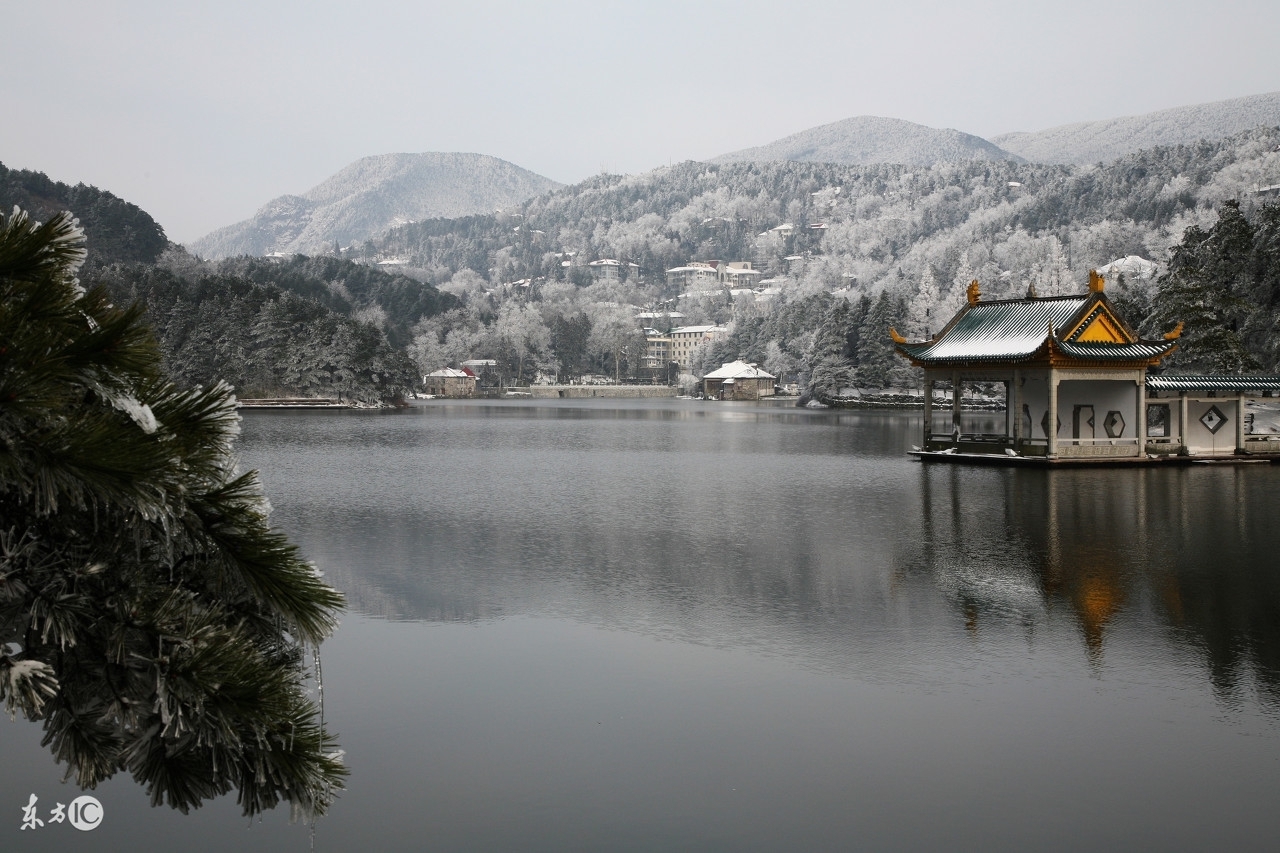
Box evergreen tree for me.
[0,208,346,817]
[907,266,941,339]
[1145,202,1261,373]
[857,291,910,387]
[806,299,857,397]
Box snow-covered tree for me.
[0,208,346,817]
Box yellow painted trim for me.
[1075,313,1127,342]
[1066,303,1133,343]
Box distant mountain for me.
[991,91,1280,165]
[189,153,562,259]
[711,116,1021,166]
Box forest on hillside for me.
[351,127,1280,390]
[8,123,1280,399]
[1,162,453,401]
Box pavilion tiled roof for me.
[1147,374,1280,391]
[896,292,1176,366]
[1055,341,1177,361]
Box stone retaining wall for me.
[527,386,678,399]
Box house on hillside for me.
[423,368,476,398]
[720,261,762,288]
[703,361,776,401]
[669,324,726,372]
[588,258,639,284]
[892,272,1280,461]
[666,263,720,291]
[642,328,672,370]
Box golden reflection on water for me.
[912,460,1280,700]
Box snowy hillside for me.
[992,91,1280,165]
[712,116,1021,166]
[189,153,562,259]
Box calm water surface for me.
[6,398,1280,851]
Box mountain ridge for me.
[712,116,1021,167]
[991,91,1280,165]
[189,152,562,259]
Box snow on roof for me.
[703,360,776,380]
[1096,255,1159,280]
[899,296,1091,362]
[670,324,721,335]
[1147,375,1280,391]
[897,293,1175,364]
[426,368,471,378]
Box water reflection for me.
[241,401,1280,710]
[908,461,1280,706]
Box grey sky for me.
[4,0,1277,244]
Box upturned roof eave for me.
[896,338,1176,369]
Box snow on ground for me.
[1247,400,1280,434]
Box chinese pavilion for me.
[889,271,1280,462]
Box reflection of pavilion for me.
[913,460,1280,689]
[893,273,1280,463]
[913,464,1141,662]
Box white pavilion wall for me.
[1019,378,1138,439]
[1058,380,1139,439]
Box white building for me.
[588,258,640,283]
[668,324,727,371]
[666,263,720,291]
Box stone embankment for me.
[237,397,355,409]
[527,385,677,399]
[806,391,1003,410]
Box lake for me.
[5,398,1280,851]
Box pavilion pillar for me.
[1047,370,1059,458]
[1003,380,1012,441]
[923,378,933,446]
[1179,392,1189,454]
[1011,369,1022,447]
[1136,376,1147,458]
[1236,390,1247,453]
[951,370,962,440]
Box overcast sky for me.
[4,0,1278,243]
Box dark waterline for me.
[5,398,1280,851]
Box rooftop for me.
[703,360,776,380]
[895,282,1176,366]
[1148,374,1280,391]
